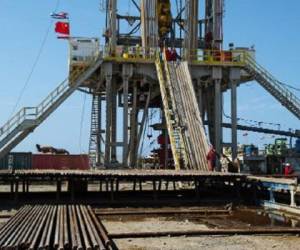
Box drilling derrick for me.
[0,1,299,172]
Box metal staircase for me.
[88,94,104,168]
[244,54,300,120]
[155,57,187,170]
[0,57,103,159]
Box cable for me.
[278,80,300,92]
[79,93,87,153]
[222,99,281,129]
[10,0,61,116]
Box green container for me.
[0,152,32,170]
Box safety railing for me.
[0,56,101,140]
[0,79,69,139]
[189,49,248,66]
[0,107,38,138]
[245,54,300,110]
[102,45,158,62]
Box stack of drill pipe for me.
[0,205,111,249]
[11,169,243,178]
[141,0,158,49]
[165,61,210,171]
[184,0,199,60]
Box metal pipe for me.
[87,206,112,248]
[63,205,70,249]
[95,209,231,216]
[71,205,83,250]
[5,205,40,248]
[58,204,64,250]
[76,205,92,250]
[46,206,57,249]
[20,205,45,247]
[109,228,300,239]
[54,205,61,248]
[69,205,78,249]
[29,206,52,250]
[82,205,105,249]
[79,205,99,249]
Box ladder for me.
[244,54,300,120]
[0,57,103,159]
[155,57,187,170]
[88,94,103,167]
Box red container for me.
[32,154,90,170]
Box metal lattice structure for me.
[0,0,299,171]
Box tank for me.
[0,152,32,170]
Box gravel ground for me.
[114,235,300,250]
[103,213,300,250]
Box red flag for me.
[55,21,70,35]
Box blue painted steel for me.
[295,139,300,153]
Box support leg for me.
[104,67,113,166]
[122,65,132,166]
[290,187,296,207]
[231,80,238,160]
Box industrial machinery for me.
[0,0,299,171]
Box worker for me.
[206,146,217,171]
[164,48,172,61]
[284,163,294,176]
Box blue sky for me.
[0,0,299,156]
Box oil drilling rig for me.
[0,0,299,171]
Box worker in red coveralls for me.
[165,48,173,61]
[207,146,217,171]
[284,163,294,176]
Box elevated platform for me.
[0,169,246,181]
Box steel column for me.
[122,65,133,166]
[104,64,113,166]
[230,68,241,161]
[213,68,222,170]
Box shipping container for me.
[0,152,32,170]
[32,154,89,170]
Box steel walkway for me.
[244,55,300,120]
[155,56,209,171]
[0,57,103,159]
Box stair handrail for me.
[245,53,300,107]
[0,54,102,139]
[0,107,39,138]
[0,78,68,139]
[35,79,69,118]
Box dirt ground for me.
[102,211,300,250]
[114,235,300,250]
